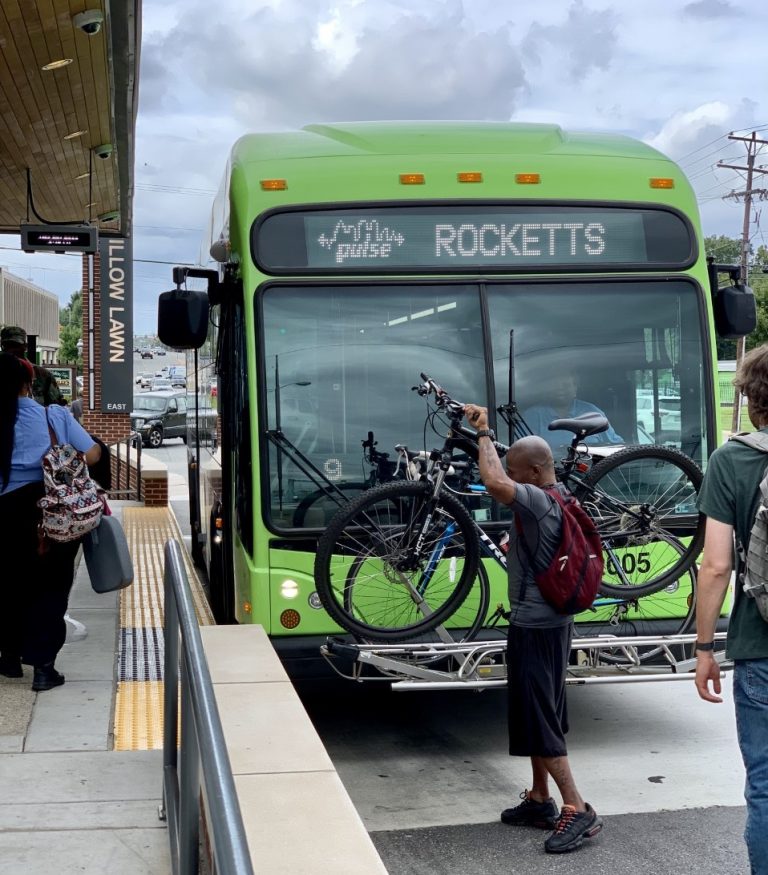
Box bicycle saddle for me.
[548,412,608,438]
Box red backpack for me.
[516,487,604,615]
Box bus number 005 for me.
[607,551,651,576]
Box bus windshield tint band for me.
[253,205,694,273]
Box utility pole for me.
[718,131,768,431]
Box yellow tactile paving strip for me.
[114,507,213,751]
[114,681,165,750]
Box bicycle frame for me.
[422,478,671,620]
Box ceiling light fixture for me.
[75,171,91,180]
[98,210,119,222]
[64,129,87,140]
[42,58,73,71]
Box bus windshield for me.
[261,278,709,529]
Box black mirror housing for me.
[714,283,757,339]
[157,289,209,349]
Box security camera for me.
[73,9,104,35]
[92,143,113,160]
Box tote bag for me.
[83,515,134,593]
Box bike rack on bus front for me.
[320,631,730,692]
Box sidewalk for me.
[0,503,170,875]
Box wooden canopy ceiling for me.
[0,0,140,237]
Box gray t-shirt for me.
[507,483,570,628]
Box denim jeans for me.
[734,659,768,875]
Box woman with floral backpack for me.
[0,352,101,691]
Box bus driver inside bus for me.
[523,373,623,454]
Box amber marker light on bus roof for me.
[280,609,301,629]
[260,179,287,191]
[515,173,541,184]
[399,173,425,185]
[457,172,483,183]
[243,602,252,614]
[650,178,675,189]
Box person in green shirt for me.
[696,343,768,875]
[0,326,64,407]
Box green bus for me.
[160,122,754,677]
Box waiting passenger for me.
[523,374,623,454]
[1,326,65,407]
[0,353,101,691]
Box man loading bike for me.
[463,402,602,855]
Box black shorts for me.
[507,622,573,758]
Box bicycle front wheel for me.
[576,445,703,597]
[314,480,480,641]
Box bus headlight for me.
[280,579,299,599]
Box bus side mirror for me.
[157,289,209,349]
[713,283,756,339]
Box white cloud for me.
[11,0,768,332]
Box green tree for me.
[59,290,83,364]
[705,234,742,265]
[705,235,768,357]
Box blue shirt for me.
[0,398,95,495]
[522,399,624,455]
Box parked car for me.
[130,391,187,448]
[636,394,681,433]
[168,365,186,387]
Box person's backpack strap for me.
[728,432,768,573]
[44,408,59,449]
[513,487,562,603]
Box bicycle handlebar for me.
[414,373,509,455]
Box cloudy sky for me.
[2,0,767,333]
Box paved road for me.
[163,439,751,872]
[301,677,750,873]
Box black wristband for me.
[476,429,495,440]
[695,641,715,652]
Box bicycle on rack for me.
[313,373,704,664]
[291,432,397,527]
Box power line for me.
[677,132,730,163]
[718,130,768,430]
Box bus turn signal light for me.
[457,172,483,183]
[399,173,425,185]
[650,177,674,189]
[280,609,301,629]
[260,179,287,191]
[515,173,541,184]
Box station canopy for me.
[0,2,140,238]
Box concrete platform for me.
[0,503,170,875]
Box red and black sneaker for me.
[544,803,603,853]
[501,790,559,829]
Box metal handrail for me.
[160,539,253,875]
[111,431,142,501]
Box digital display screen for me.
[253,205,694,273]
[21,224,98,254]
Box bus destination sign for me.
[21,224,98,254]
[254,206,693,273]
